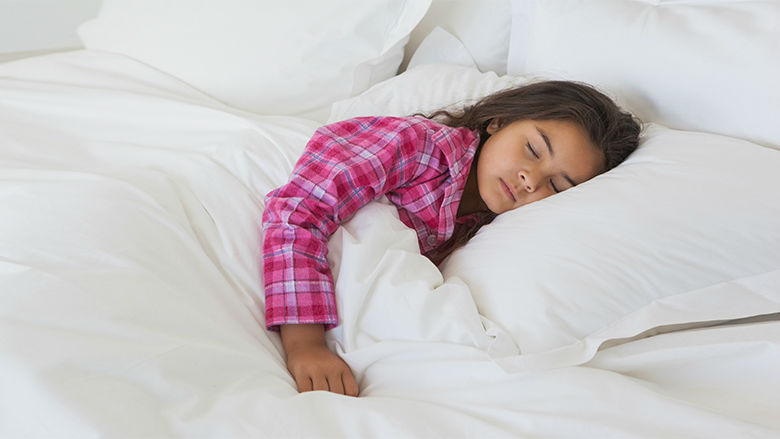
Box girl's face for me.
[476,118,605,214]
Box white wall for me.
[0,0,101,56]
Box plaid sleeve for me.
[261,117,429,330]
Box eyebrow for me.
[536,125,578,187]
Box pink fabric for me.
[262,117,479,330]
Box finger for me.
[293,373,312,393]
[311,375,329,392]
[328,373,345,395]
[342,370,359,397]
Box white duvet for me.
[1,51,779,438]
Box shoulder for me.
[320,116,471,139]
[316,117,477,156]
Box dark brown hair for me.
[424,80,641,170]
[420,80,641,265]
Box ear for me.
[487,118,501,135]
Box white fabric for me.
[329,63,530,123]
[406,27,477,71]
[2,50,780,437]
[77,0,431,121]
[508,0,780,149]
[404,0,511,74]
[330,62,780,361]
[443,124,780,357]
[325,200,518,360]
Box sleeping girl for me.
[261,81,641,396]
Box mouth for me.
[500,179,517,202]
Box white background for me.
[0,0,101,60]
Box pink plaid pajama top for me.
[262,116,483,330]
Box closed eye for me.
[551,180,560,193]
[526,142,539,159]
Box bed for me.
[1,0,779,437]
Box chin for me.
[487,202,509,215]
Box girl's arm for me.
[263,117,432,330]
[262,117,476,395]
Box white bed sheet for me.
[1,51,779,438]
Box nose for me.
[518,170,538,192]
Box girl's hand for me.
[280,324,359,397]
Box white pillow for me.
[508,0,780,149]
[329,64,780,370]
[328,63,530,123]
[441,125,780,357]
[403,0,512,74]
[78,0,431,121]
[406,27,477,72]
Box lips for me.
[500,179,516,202]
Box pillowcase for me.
[441,124,780,358]
[403,0,512,74]
[406,27,477,72]
[328,63,530,123]
[78,0,431,122]
[508,0,780,149]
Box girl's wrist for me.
[280,323,326,352]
